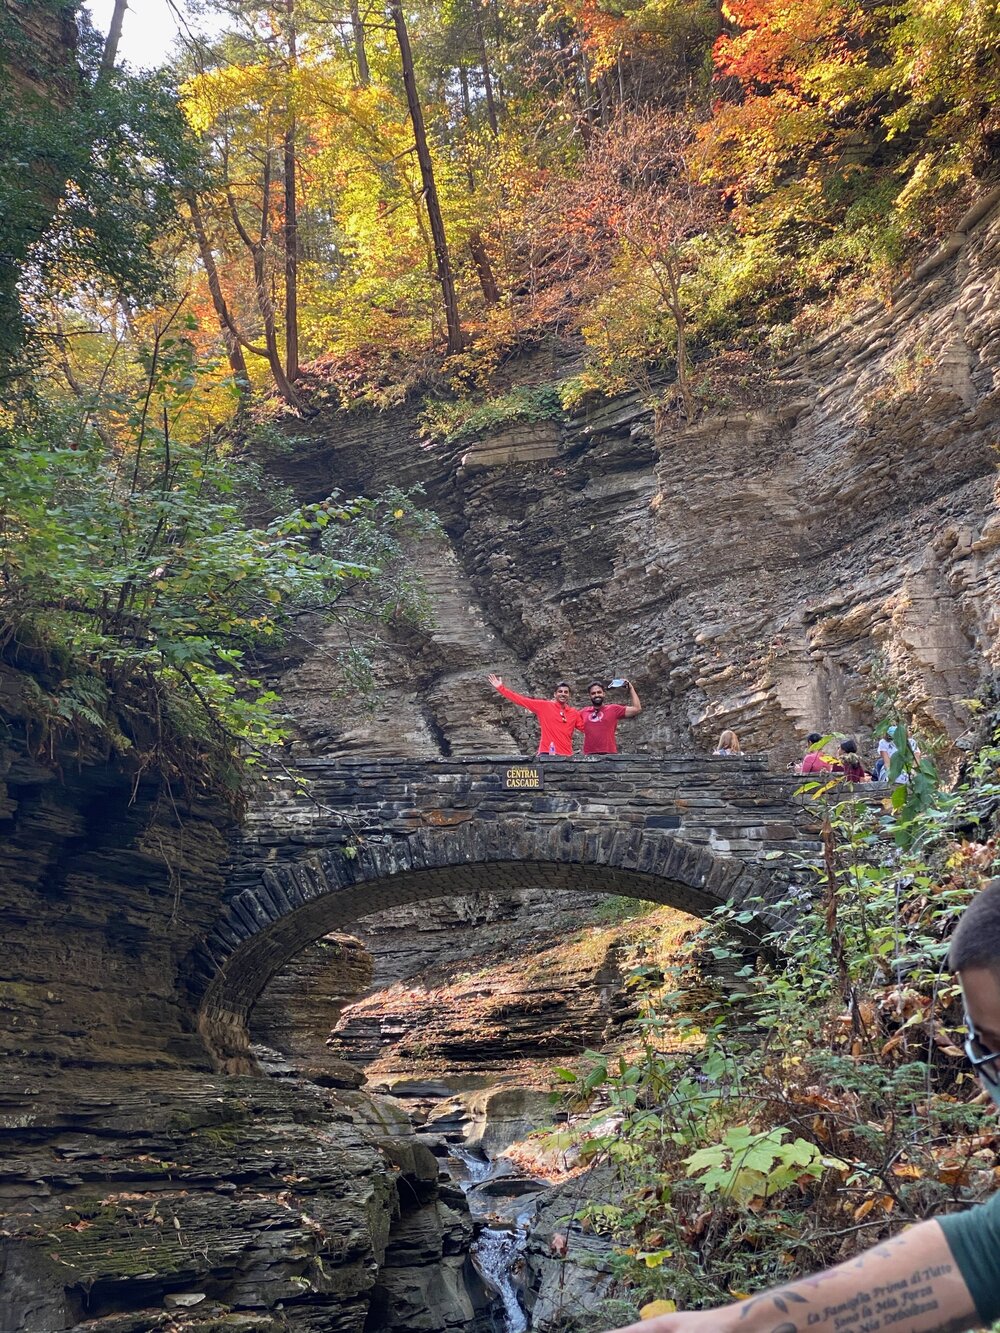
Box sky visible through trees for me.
[84,0,226,69]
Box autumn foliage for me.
[9,0,1000,416]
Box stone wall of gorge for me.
[2,0,79,99]
[275,190,1000,771]
[0,673,229,1077]
[246,192,1000,1092]
[1,1073,490,1333]
[326,917,636,1083]
[0,657,487,1333]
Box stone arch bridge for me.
[190,755,818,1070]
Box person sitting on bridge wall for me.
[602,877,1000,1333]
[713,729,741,756]
[800,733,833,774]
[488,673,583,756]
[581,679,642,755]
[833,737,868,783]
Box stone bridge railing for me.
[190,755,818,1071]
[230,753,816,882]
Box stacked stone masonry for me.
[192,755,821,1070]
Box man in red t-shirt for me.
[580,679,642,755]
[488,673,583,756]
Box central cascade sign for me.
[504,765,543,790]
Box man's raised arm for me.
[488,673,539,713]
[603,1219,980,1333]
[623,680,642,718]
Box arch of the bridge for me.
[191,816,784,1072]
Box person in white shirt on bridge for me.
[878,724,922,785]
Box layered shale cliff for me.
[276,191,1000,769]
[243,192,1000,1114]
[2,0,78,99]
[6,142,1000,1333]
[0,659,488,1333]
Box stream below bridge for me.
[388,1079,598,1333]
[450,1144,531,1333]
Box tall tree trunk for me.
[469,229,499,305]
[350,0,371,86]
[284,0,299,383]
[470,0,499,136]
[186,191,251,395]
[459,66,476,190]
[224,156,304,408]
[100,0,129,77]
[661,254,692,420]
[579,44,599,131]
[598,72,611,126]
[390,0,465,353]
[459,67,498,305]
[556,21,589,142]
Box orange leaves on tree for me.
[700,0,885,219]
[714,0,865,92]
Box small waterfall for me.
[447,1145,531,1333]
[451,1144,493,1184]
[472,1226,529,1333]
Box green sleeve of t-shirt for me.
[938,1191,1000,1324]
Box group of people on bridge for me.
[799,726,922,783]
[488,673,642,756]
[488,675,918,786]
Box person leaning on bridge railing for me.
[487,673,584,756]
[581,679,642,755]
[713,728,741,756]
[602,879,1000,1333]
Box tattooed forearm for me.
[739,1291,809,1322]
[599,1223,976,1333]
[735,1257,972,1333]
[762,1324,970,1333]
[803,1261,958,1330]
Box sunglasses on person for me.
[964,1009,1000,1106]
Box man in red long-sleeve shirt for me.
[488,673,583,756]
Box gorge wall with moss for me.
[5,166,1000,1333]
[0,653,489,1333]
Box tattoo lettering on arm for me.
[733,1252,972,1333]
[765,1315,972,1333]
